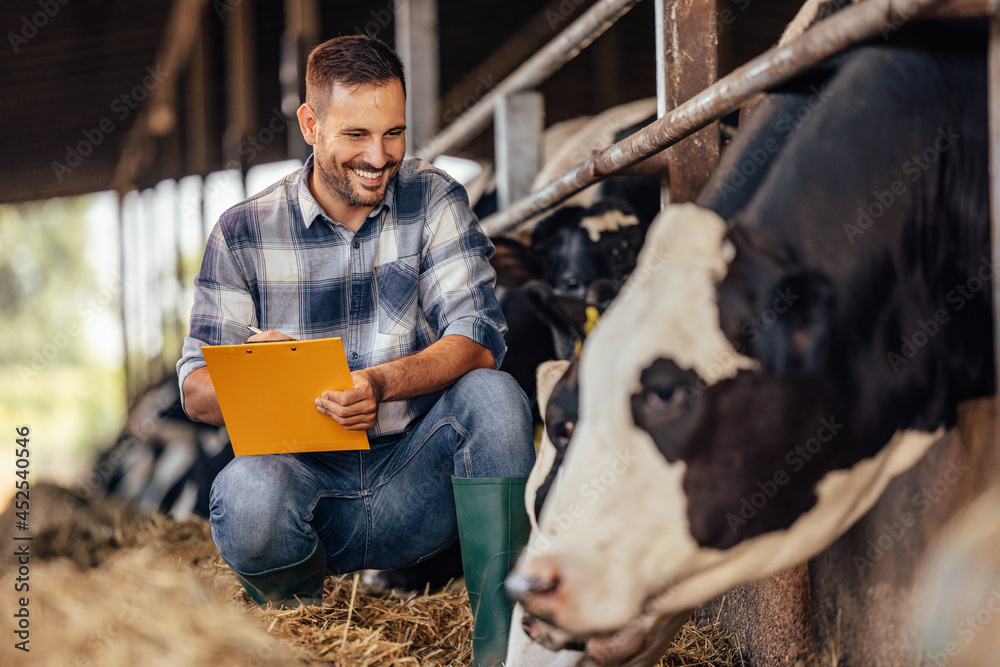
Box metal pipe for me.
[480,0,967,235]
[414,0,642,161]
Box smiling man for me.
[176,36,534,667]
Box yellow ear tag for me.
[583,306,601,336]
[575,306,602,357]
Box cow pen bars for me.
[413,0,644,163]
[478,0,985,237]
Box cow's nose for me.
[506,564,560,603]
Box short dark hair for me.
[305,35,406,115]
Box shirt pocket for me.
[375,254,420,336]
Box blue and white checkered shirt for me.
[177,155,507,438]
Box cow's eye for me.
[562,276,579,291]
[552,420,574,451]
[643,384,686,416]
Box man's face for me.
[304,80,406,211]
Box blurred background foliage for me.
[0,196,126,494]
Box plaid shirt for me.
[177,155,507,438]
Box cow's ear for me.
[490,237,541,287]
[753,270,834,374]
[523,280,589,341]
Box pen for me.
[247,324,264,335]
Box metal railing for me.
[479,0,982,235]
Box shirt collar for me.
[296,154,396,230]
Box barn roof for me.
[0,0,799,205]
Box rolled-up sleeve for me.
[418,181,507,368]
[176,222,256,408]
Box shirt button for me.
[351,352,358,360]
[352,240,360,249]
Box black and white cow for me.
[507,19,994,663]
[91,374,234,519]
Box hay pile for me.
[0,484,743,666]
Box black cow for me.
[508,19,994,663]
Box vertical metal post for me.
[395,0,439,154]
[655,0,720,205]
[495,91,545,210]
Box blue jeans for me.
[209,369,536,575]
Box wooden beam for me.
[224,0,258,170]
[110,0,210,192]
[184,20,211,176]
[495,92,545,209]
[395,0,439,154]
[655,0,720,205]
[283,0,319,162]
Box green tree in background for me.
[0,196,126,487]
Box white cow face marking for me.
[509,204,945,638]
[579,209,640,243]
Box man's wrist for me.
[365,366,387,403]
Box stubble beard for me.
[317,156,400,208]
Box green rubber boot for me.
[453,476,531,667]
[227,539,327,608]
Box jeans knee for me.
[450,369,535,476]
[210,456,304,568]
[457,369,531,428]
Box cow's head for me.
[508,203,944,636]
[512,359,693,667]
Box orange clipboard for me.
[201,337,370,455]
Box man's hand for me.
[248,330,297,343]
[315,368,386,431]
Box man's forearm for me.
[181,366,225,426]
[365,334,496,403]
